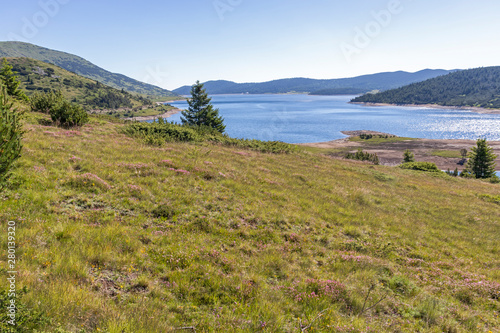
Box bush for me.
[0,85,23,189]
[123,121,297,154]
[345,149,379,165]
[399,162,442,173]
[49,100,89,127]
[30,90,64,113]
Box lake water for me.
[166,94,500,144]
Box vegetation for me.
[1,111,499,332]
[5,57,153,114]
[173,70,453,95]
[399,162,442,173]
[0,58,28,101]
[0,85,23,188]
[349,135,414,144]
[402,149,415,163]
[345,149,379,165]
[431,150,462,159]
[0,42,177,98]
[352,66,500,109]
[49,99,89,127]
[124,120,296,154]
[462,138,498,179]
[181,81,225,133]
[30,90,88,127]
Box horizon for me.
[1,1,499,90]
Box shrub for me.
[30,90,64,114]
[123,121,297,154]
[402,149,415,163]
[399,162,442,173]
[345,149,379,165]
[49,100,89,127]
[0,85,23,189]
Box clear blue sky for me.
[1,0,500,90]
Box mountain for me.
[351,66,500,109]
[0,41,176,98]
[5,57,151,111]
[173,69,455,95]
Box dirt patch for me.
[301,131,500,170]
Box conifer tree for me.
[462,138,497,178]
[0,58,28,101]
[0,84,23,188]
[402,149,415,163]
[181,81,225,133]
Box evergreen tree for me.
[402,149,415,163]
[0,84,23,189]
[181,81,225,133]
[462,138,497,178]
[0,58,28,101]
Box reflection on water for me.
[164,94,500,144]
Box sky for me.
[1,0,500,90]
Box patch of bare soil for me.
[302,131,500,170]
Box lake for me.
[165,94,500,144]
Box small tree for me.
[0,58,28,102]
[181,81,225,133]
[0,84,23,189]
[402,149,415,163]
[460,148,468,159]
[462,138,497,179]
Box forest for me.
[351,67,500,109]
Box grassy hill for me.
[0,111,499,332]
[173,69,455,95]
[351,67,500,109]
[0,41,177,99]
[5,57,151,112]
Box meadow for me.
[0,112,499,332]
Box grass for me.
[0,112,499,332]
[349,136,417,144]
[431,150,463,158]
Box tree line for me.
[352,67,500,109]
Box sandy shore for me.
[126,108,182,122]
[301,130,500,170]
[351,102,500,115]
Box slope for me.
[0,41,176,98]
[173,69,454,95]
[1,111,499,332]
[351,66,500,109]
[4,57,152,112]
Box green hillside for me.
[4,57,154,113]
[0,41,177,99]
[352,67,500,109]
[1,110,499,332]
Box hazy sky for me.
[2,0,500,90]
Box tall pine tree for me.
[181,81,225,133]
[462,138,497,178]
[0,58,28,102]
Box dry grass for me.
[0,112,499,332]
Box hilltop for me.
[352,66,500,109]
[0,41,177,99]
[1,111,499,332]
[173,69,454,95]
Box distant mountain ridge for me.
[173,69,455,95]
[351,66,500,109]
[0,41,176,98]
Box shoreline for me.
[126,108,182,122]
[301,130,500,170]
[351,102,500,115]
